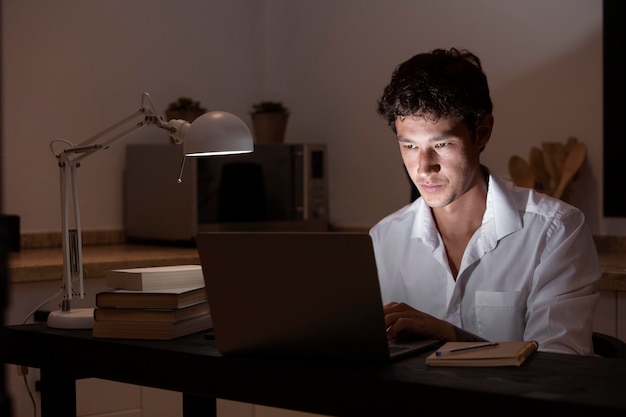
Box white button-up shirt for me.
[370,170,600,355]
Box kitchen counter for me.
[8,244,200,284]
[598,251,626,291]
[7,243,626,291]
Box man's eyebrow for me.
[397,133,455,143]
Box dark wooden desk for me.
[2,324,626,417]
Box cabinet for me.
[593,290,617,337]
[593,290,626,342]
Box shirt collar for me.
[410,167,523,247]
[486,170,524,241]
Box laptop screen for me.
[196,232,439,361]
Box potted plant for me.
[165,97,207,122]
[250,101,289,144]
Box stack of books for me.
[92,265,212,340]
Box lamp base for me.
[47,308,95,329]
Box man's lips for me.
[418,182,444,192]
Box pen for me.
[435,342,498,356]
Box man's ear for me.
[475,114,494,150]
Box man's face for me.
[395,115,491,209]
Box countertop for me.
[8,244,200,284]
[7,243,626,291]
[598,251,626,291]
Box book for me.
[105,264,204,291]
[92,313,213,340]
[93,300,210,323]
[95,286,207,309]
[425,340,539,367]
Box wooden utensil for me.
[552,143,586,199]
[508,155,536,188]
[529,147,550,193]
[564,136,578,154]
[542,142,560,191]
[552,143,566,176]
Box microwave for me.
[124,143,329,243]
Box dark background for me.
[1,6,13,415]
[603,0,625,217]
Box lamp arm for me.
[59,162,83,309]
[53,92,168,308]
[155,118,188,144]
[57,93,169,165]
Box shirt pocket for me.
[475,291,527,341]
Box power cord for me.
[22,289,62,324]
[18,288,64,417]
[17,365,36,417]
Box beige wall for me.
[3,0,624,235]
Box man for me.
[371,48,600,355]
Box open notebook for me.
[195,232,441,361]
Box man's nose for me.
[417,149,440,176]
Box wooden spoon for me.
[552,143,566,177]
[552,143,586,199]
[509,155,536,188]
[529,147,549,193]
[564,136,578,154]
[542,142,560,191]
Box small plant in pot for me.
[165,97,207,122]
[250,101,289,144]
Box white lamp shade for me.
[181,111,254,156]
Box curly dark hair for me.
[376,48,493,138]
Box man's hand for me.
[384,302,487,342]
[383,302,455,341]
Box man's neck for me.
[432,175,489,277]
[433,177,488,235]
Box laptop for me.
[195,232,442,361]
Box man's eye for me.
[404,144,417,150]
[435,142,450,149]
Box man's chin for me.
[421,195,449,209]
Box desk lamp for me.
[46,92,253,329]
